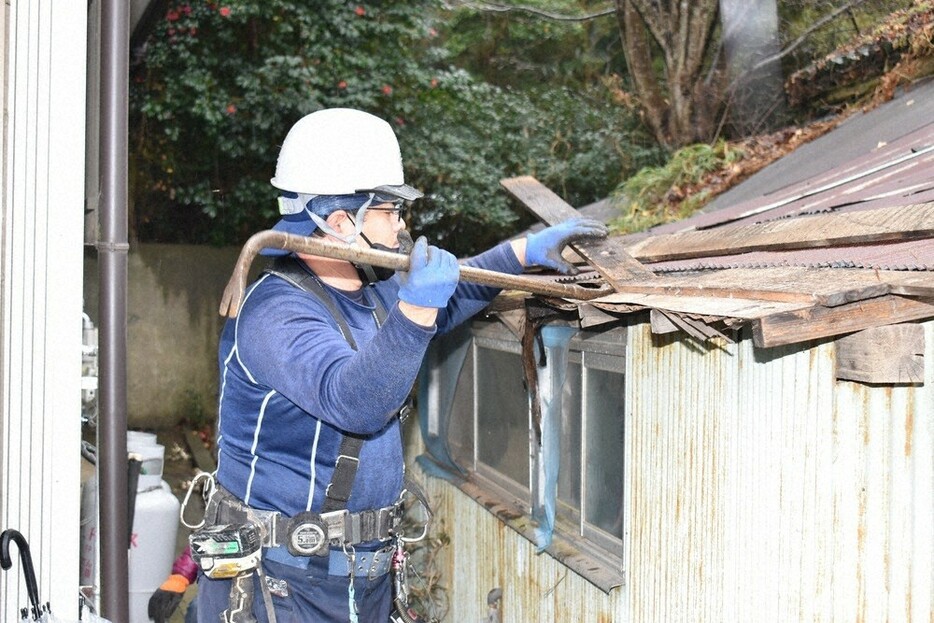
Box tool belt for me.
[206,485,403,557]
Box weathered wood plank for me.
[650,309,680,334]
[625,202,934,262]
[753,295,934,348]
[835,324,925,384]
[649,267,895,307]
[593,292,810,318]
[881,271,934,298]
[500,176,655,285]
[595,267,897,306]
[578,303,623,329]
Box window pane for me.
[584,367,624,538]
[558,361,582,512]
[447,349,475,470]
[476,347,529,488]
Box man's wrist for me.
[398,300,439,327]
[510,238,528,267]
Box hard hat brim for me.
[356,184,423,202]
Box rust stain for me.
[905,585,911,623]
[856,480,867,623]
[904,391,914,457]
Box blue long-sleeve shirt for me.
[215,241,523,516]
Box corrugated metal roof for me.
[652,122,934,234]
[571,81,934,348]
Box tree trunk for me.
[614,0,724,148]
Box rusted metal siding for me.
[421,318,932,622]
[421,482,626,622]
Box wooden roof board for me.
[752,294,934,348]
[625,201,934,263]
[590,266,921,307]
[589,291,810,319]
[649,238,934,273]
[500,176,655,284]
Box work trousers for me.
[196,554,392,623]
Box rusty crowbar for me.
[219,230,613,317]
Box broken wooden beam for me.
[752,295,934,348]
[835,324,925,384]
[500,176,655,286]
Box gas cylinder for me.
[128,481,181,623]
[80,433,181,622]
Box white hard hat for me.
[270,108,422,200]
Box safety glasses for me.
[367,201,408,223]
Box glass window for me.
[583,365,625,540]
[557,359,582,516]
[475,344,529,489]
[428,318,627,580]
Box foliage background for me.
[130,0,662,255]
[130,0,925,254]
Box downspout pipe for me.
[98,0,130,621]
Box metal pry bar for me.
[219,230,614,317]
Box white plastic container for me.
[80,477,181,623]
[80,431,180,622]
[128,481,181,623]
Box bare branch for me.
[440,0,615,22]
[746,0,871,75]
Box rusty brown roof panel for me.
[743,148,934,221]
[801,186,934,215]
[650,239,934,272]
[650,123,934,234]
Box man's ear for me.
[326,210,351,232]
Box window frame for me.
[425,316,626,591]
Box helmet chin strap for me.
[309,212,355,244]
[308,193,375,245]
[344,206,401,284]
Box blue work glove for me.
[524,217,608,274]
[397,236,460,308]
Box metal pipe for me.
[98,0,130,620]
[219,231,615,317]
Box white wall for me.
[1,2,88,620]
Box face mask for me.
[354,230,414,284]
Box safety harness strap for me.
[264,256,389,514]
[323,434,364,512]
[265,256,359,349]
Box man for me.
[195,108,606,622]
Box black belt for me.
[207,486,402,557]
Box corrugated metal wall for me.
[0,3,88,621]
[422,318,932,622]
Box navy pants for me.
[196,553,392,623]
